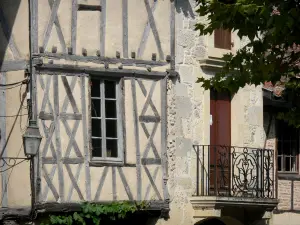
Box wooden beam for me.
[71,0,78,54]
[122,0,128,58]
[53,75,64,202]
[36,64,175,79]
[131,79,141,201]
[0,60,27,72]
[100,0,106,56]
[38,53,169,66]
[0,6,21,59]
[143,0,164,60]
[0,72,8,207]
[160,77,169,201]
[78,4,101,11]
[81,76,91,200]
[170,0,175,70]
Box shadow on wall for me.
[175,0,195,19]
[195,217,245,225]
[0,0,22,69]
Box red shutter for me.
[214,28,231,50]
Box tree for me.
[195,0,300,126]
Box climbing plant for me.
[41,201,149,225]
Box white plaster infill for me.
[190,196,278,212]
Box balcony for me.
[190,145,278,221]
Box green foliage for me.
[194,0,300,126]
[42,202,149,225]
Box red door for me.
[210,89,231,196]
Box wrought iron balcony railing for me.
[193,145,275,198]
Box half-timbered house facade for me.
[0,0,299,225]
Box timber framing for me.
[0,60,27,72]
[36,63,177,78]
[36,53,170,66]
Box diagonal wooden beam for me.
[140,122,160,159]
[137,80,159,117]
[144,166,159,200]
[117,167,134,201]
[140,81,158,117]
[41,121,56,159]
[48,0,66,53]
[143,0,164,60]
[42,165,59,201]
[62,119,82,158]
[42,0,61,51]
[0,5,21,59]
[137,0,157,59]
[143,165,162,200]
[65,163,84,201]
[61,76,79,114]
[142,122,159,159]
[94,166,109,201]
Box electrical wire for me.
[0,114,28,118]
[0,83,23,90]
[0,79,28,87]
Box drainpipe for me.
[28,0,38,219]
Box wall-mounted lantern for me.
[23,120,42,157]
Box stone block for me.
[175,83,188,97]
[177,29,195,49]
[177,96,192,118]
[176,45,184,64]
[177,177,192,189]
[176,137,193,157]
[179,65,195,83]
[191,46,207,59]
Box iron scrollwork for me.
[194,145,275,199]
[0,157,30,173]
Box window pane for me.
[92,99,101,117]
[92,139,102,157]
[105,80,116,98]
[92,119,101,137]
[278,156,282,171]
[278,143,282,155]
[91,79,101,97]
[106,139,118,157]
[291,157,297,171]
[106,120,117,138]
[105,100,116,118]
[285,157,291,172]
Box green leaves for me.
[42,202,149,225]
[195,0,300,126]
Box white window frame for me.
[90,77,124,165]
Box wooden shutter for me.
[214,28,231,50]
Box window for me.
[91,78,123,163]
[214,28,231,50]
[277,120,299,172]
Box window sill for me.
[89,160,136,167]
[278,172,300,180]
[207,47,233,59]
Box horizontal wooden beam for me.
[36,64,177,78]
[0,60,27,72]
[139,115,160,123]
[37,53,169,66]
[35,201,169,213]
[78,4,101,11]
[141,158,162,165]
[0,201,169,220]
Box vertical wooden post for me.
[0,72,8,207]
